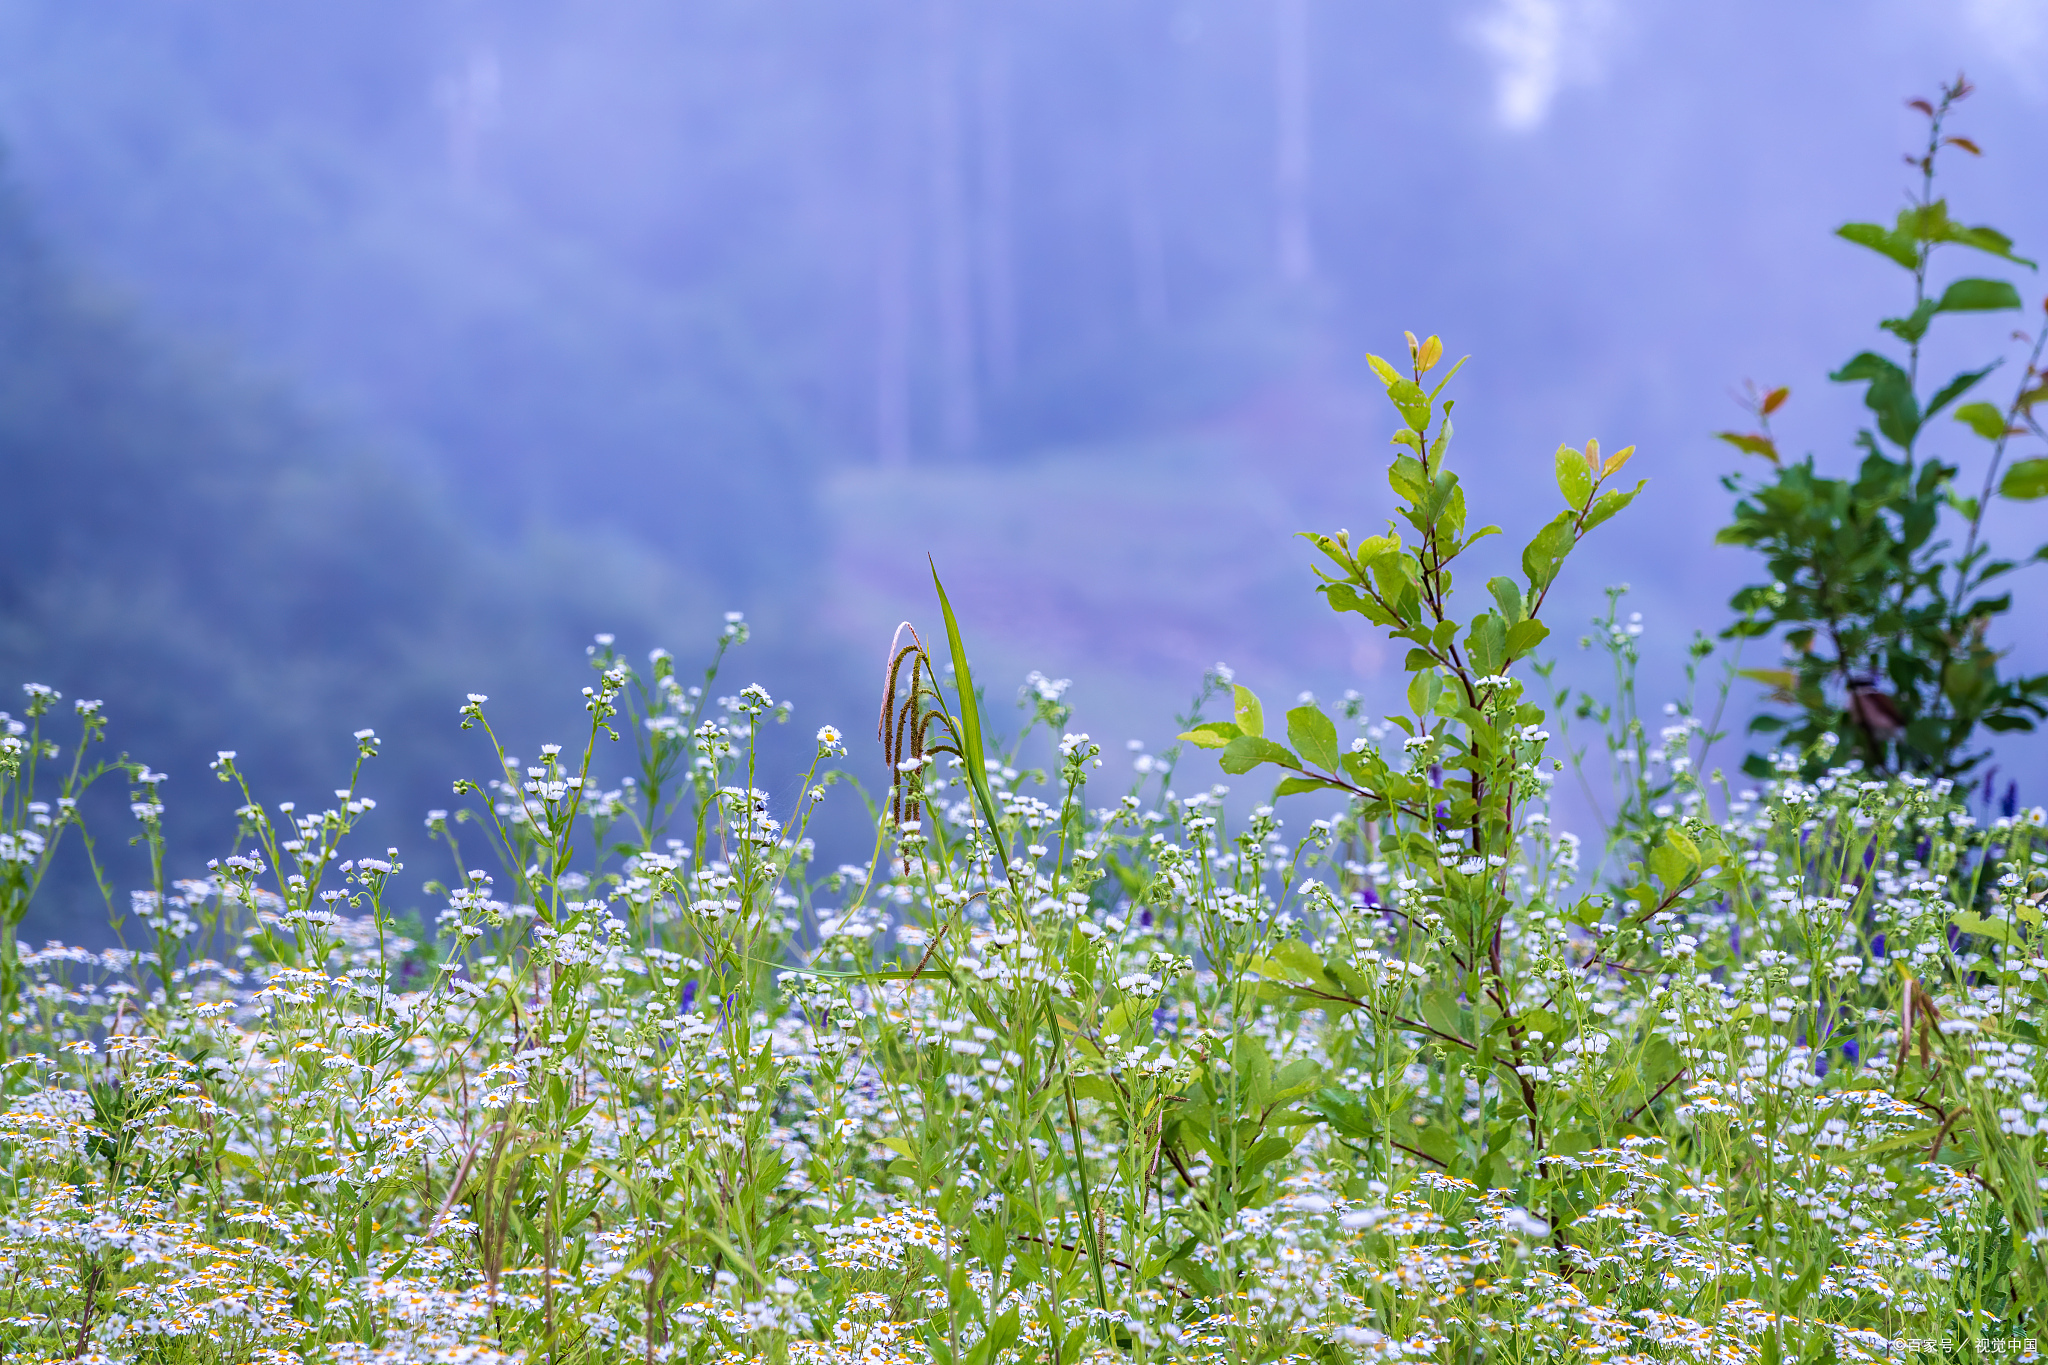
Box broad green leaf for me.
[1386,377,1432,431]
[1554,444,1592,508]
[2000,458,2048,500]
[1177,720,1243,749]
[1286,705,1340,771]
[1830,351,1919,448]
[931,560,1010,870]
[1934,276,2023,313]
[1465,611,1508,679]
[1952,911,2014,944]
[1954,401,2010,440]
[1647,829,1700,890]
[1365,352,1402,388]
[1256,938,1328,982]
[1353,531,1402,563]
[1232,684,1265,737]
[1406,670,1443,717]
[1388,454,1428,504]
[1520,510,1576,591]
[1738,668,1797,699]
[1835,221,1917,269]
[1504,618,1549,660]
[1219,735,1297,775]
[1488,575,1526,623]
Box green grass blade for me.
[929,557,1011,876]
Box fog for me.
[2,0,2045,939]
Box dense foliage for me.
[1717,79,2048,781]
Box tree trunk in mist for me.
[975,4,1018,392]
[874,203,912,470]
[1274,0,1314,287]
[873,3,915,469]
[926,0,978,457]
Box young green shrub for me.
[1718,76,2048,780]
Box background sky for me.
[2,0,2045,935]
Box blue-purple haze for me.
[1,0,2044,897]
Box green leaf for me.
[1386,377,1432,431]
[1311,1088,1376,1139]
[1487,576,1526,624]
[1177,721,1243,750]
[1953,911,2014,945]
[1219,735,1298,775]
[1738,668,1797,698]
[1947,223,2037,268]
[1232,684,1265,738]
[963,1309,1020,1365]
[1465,612,1508,679]
[1830,351,1920,448]
[1954,401,2010,440]
[1428,354,1469,401]
[2000,457,2048,500]
[1716,431,1779,462]
[1934,276,2023,313]
[1879,298,1939,344]
[1553,444,1592,508]
[1286,705,1340,771]
[1365,353,1402,388]
[1504,618,1549,660]
[1520,511,1576,592]
[1388,455,1428,505]
[1579,478,1645,532]
[1273,776,1333,797]
[1836,221,1917,269]
[1925,363,2000,422]
[1406,670,1443,717]
[931,560,1010,871]
[1647,829,1700,890]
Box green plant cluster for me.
[1717,78,2048,780]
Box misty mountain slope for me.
[0,167,748,940]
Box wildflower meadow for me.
[3,81,2047,1365]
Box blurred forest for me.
[1,0,2044,939]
